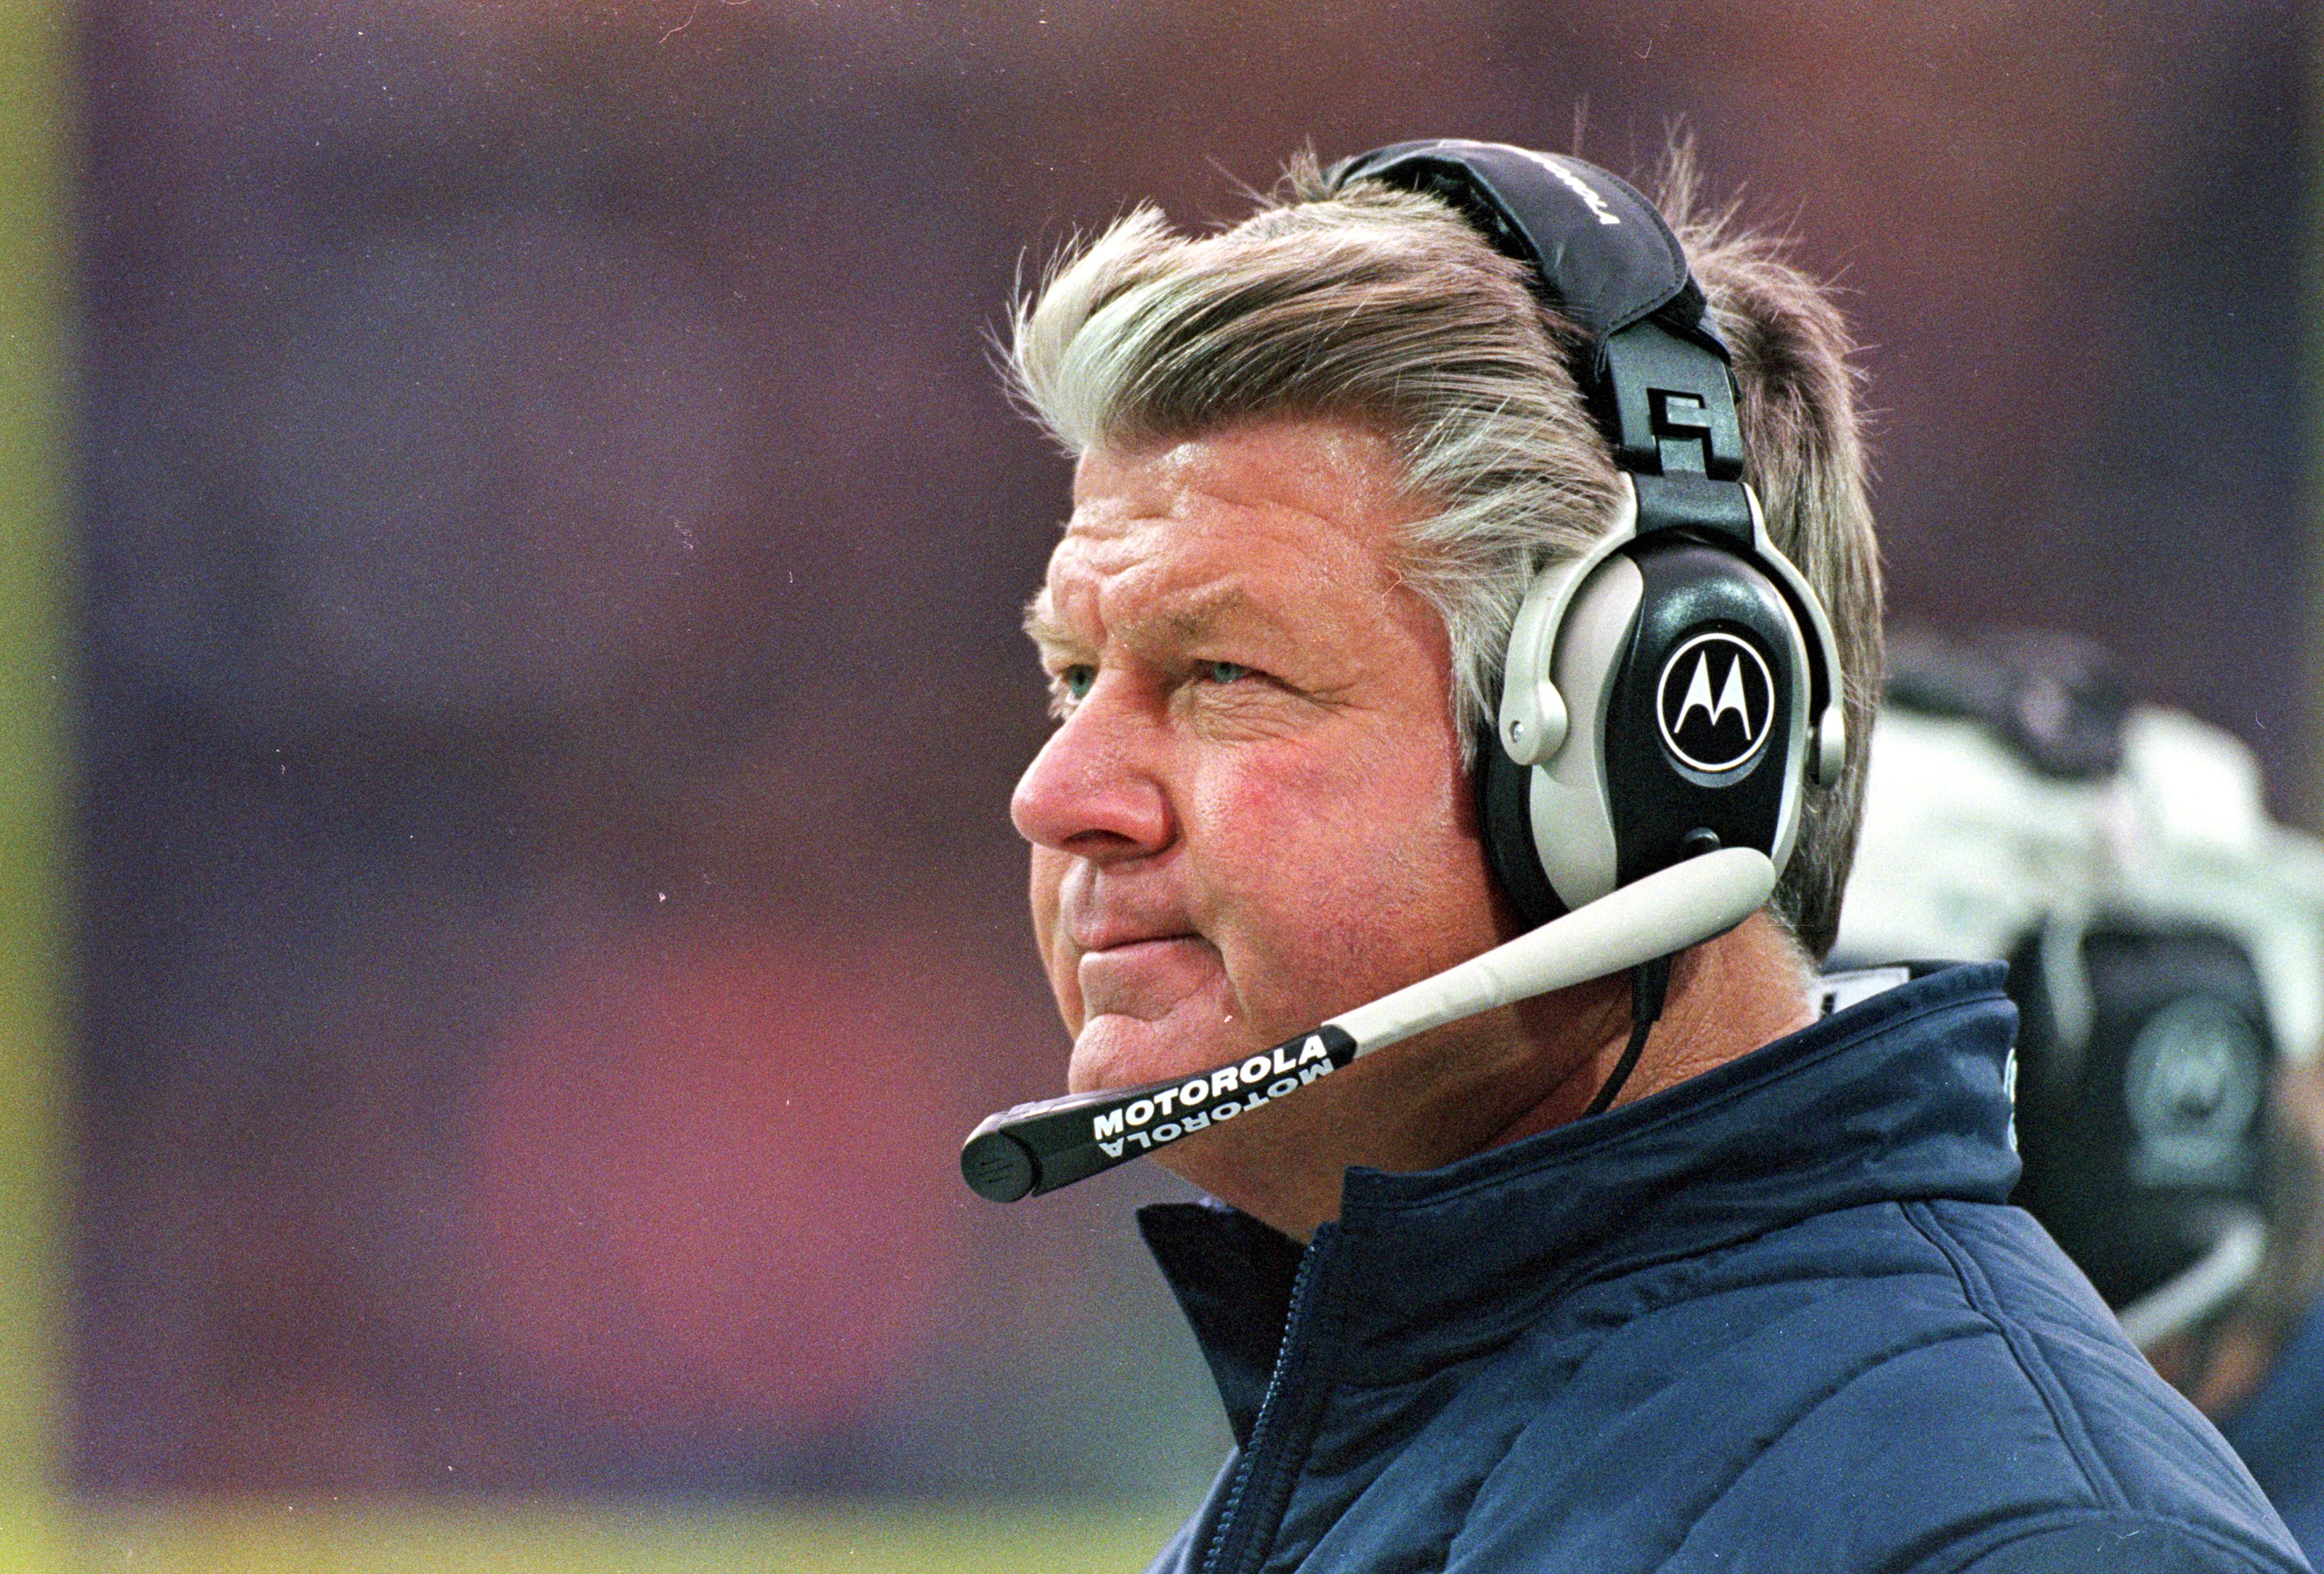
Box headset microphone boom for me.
[959,845,1774,1203]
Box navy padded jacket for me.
[2221,1289,2324,1563]
[1137,965,2309,1573]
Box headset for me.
[960,139,1848,1204]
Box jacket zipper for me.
[1199,1224,1339,1574]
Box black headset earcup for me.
[1601,540,1805,887]
[2008,925,2276,1309]
[1477,538,1812,930]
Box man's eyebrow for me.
[1022,593,1076,652]
[1155,586,1233,638]
[1020,583,1290,655]
[1155,585,1292,645]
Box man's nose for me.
[1009,677,1174,862]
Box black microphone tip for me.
[961,1127,1039,1203]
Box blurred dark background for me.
[72,0,2314,1504]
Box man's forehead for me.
[1028,418,1426,646]
[1068,418,1416,522]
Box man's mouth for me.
[1081,930,1199,957]
[1068,910,1203,954]
[1075,931,1216,1021]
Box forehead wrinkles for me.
[1038,510,1326,660]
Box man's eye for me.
[1058,665,1097,701]
[1203,661,1252,684]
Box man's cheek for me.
[1208,840,1468,1036]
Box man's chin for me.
[1068,1005,1360,1231]
[1065,1010,1246,1096]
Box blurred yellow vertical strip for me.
[2312,19,2324,832]
[2312,10,2324,832]
[0,0,71,1566]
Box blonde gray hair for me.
[1006,148,1881,958]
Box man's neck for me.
[1487,909,1821,1149]
[1166,909,1821,1243]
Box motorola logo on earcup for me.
[1657,631,1775,774]
[2123,994,2267,1180]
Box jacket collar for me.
[1141,962,2019,1443]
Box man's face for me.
[1011,417,1521,1184]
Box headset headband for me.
[1330,140,1707,349]
[1328,139,1752,544]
